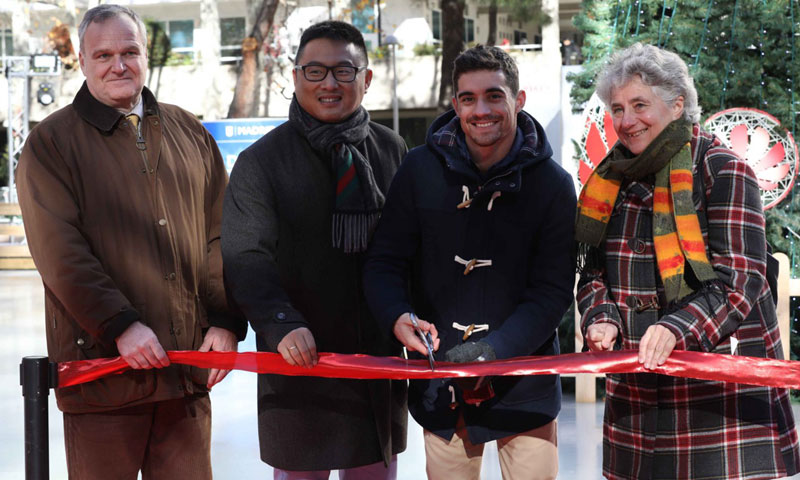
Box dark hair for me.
[295,21,369,66]
[452,45,519,95]
[79,5,147,52]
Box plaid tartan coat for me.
[577,126,800,480]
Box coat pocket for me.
[75,304,157,408]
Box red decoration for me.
[704,108,798,210]
[57,350,800,390]
[577,94,617,186]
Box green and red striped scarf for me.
[289,96,384,253]
[575,119,717,303]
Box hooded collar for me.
[72,82,160,133]
[426,108,553,191]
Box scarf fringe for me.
[332,212,380,254]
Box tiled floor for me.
[1,270,797,479]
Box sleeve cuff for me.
[581,304,622,336]
[379,303,414,340]
[658,311,703,351]
[207,311,248,341]
[99,307,141,347]
[259,307,309,351]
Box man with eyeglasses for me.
[222,20,408,479]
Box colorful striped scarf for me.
[576,119,717,303]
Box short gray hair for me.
[595,43,701,123]
[79,5,147,52]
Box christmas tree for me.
[569,0,800,359]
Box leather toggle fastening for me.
[455,255,492,275]
[457,186,473,209]
[452,322,489,340]
[487,191,502,211]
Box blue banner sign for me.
[202,118,287,173]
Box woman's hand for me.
[638,324,677,369]
[585,323,618,351]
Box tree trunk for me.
[487,0,498,46]
[437,0,465,112]
[227,0,280,118]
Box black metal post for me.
[21,356,54,480]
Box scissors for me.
[409,312,436,371]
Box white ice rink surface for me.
[2,270,798,479]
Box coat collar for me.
[72,82,160,133]
[425,109,553,193]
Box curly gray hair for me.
[595,43,700,123]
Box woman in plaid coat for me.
[576,43,800,480]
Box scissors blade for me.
[409,313,436,371]
[424,332,436,371]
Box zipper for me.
[132,118,152,174]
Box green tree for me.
[484,0,551,46]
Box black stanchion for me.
[20,356,56,480]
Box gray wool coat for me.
[221,119,408,471]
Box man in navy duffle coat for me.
[364,45,576,479]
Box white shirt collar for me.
[126,96,144,119]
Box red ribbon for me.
[56,350,800,389]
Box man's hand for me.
[638,324,677,370]
[585,323,619,352]
[392,313,440,355]
[199,327,238,388]
[116,321,170,369]
[277,327,318,368]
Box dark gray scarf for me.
[289,95,383,253]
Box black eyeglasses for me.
[294,64,367,83]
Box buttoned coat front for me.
[577,126,800,480]
[17,83,244,414]
[222,119,408,471]
[364,110,576,445]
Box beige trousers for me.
[423,417,558,480]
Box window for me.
[432,10,441,41]
[220,17,245,63]
[464,18,474,44]
[155,20,194,62]
[1,28,11,56]
[514,30,527,45]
